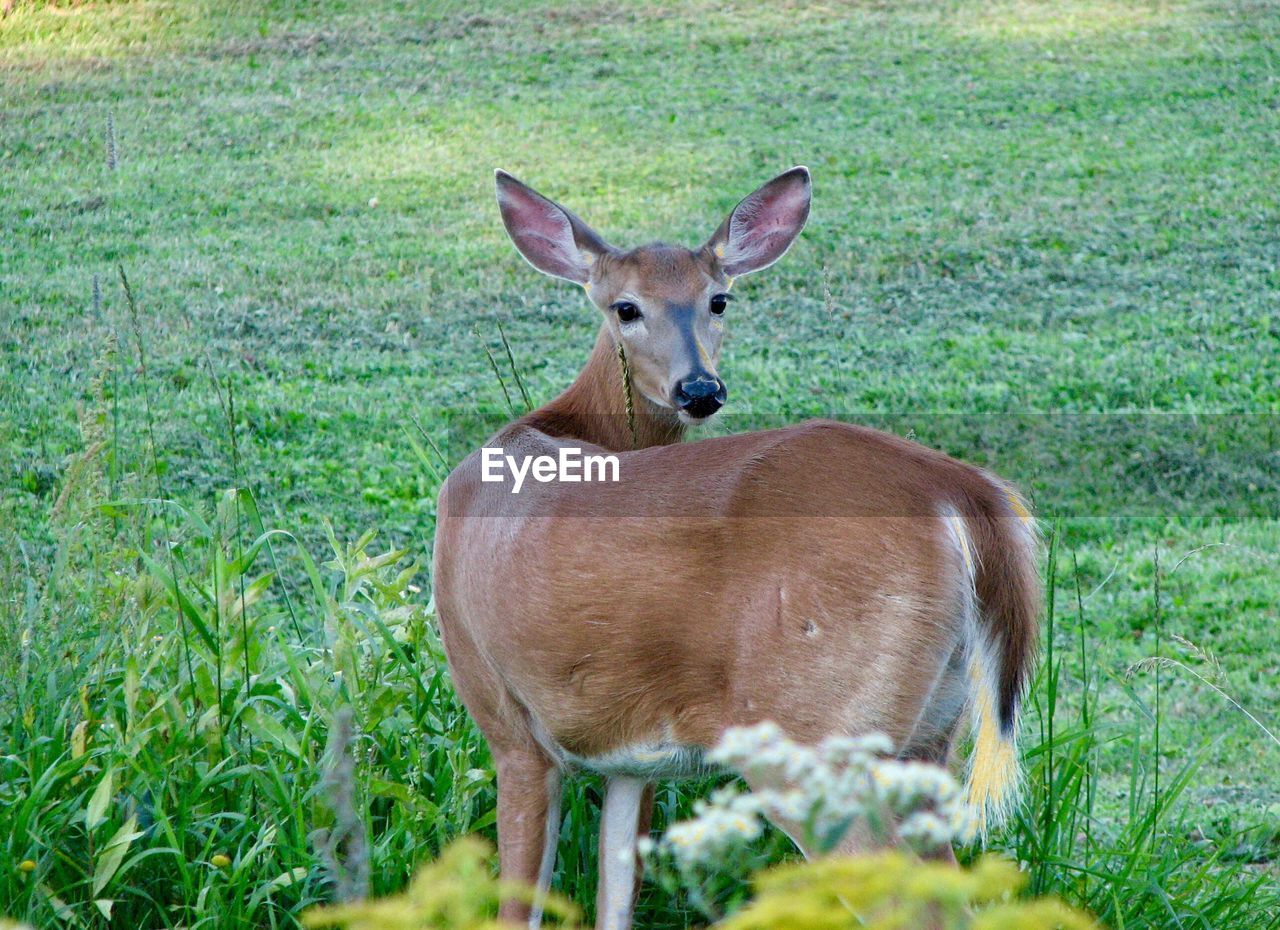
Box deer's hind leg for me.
[436,608,564,926]
[495,747,563,927]
[897,638,969,865]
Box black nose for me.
[674,377,727,418]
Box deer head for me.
[494,167,811,423]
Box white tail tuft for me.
[944,503,1027,838]
[964,646,1022,836]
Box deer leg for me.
[633,783,656,906]
[531,767,564,927]
[496,748,561,927]
[595,776,647,930]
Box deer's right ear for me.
[495,170,612,284]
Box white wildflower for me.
[650,723,973,868]
[899,811,954,848]
[657,787,765,872]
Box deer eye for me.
[710,293,733,315]
[612,301,642,323]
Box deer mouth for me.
[676,404,723,425]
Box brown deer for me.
[432,168,1039,930]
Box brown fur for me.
[437,171,1036,926]
[434,322,1039,923]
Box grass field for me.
[2,0,1279,927]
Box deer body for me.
[432,171,1039,929]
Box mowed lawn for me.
[2,0,1279,927]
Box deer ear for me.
[495,170,612,284]
[706,166,811,277]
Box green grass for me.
[2,0,1278,926]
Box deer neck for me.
[520,326,685,452]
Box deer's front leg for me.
[595,777,651,930]
[496,748,562,927]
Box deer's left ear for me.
[705,166,811,277]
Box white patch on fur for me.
[528,714,712,781]
[939,504,983,671]
[563,742,711,780]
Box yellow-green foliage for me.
[720,853,1098,930]
[301,837,579,930]
[302,839,1097,930]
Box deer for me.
[431,167,1040,930]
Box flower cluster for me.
[642,787,766,868]
[647,723,974,875]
